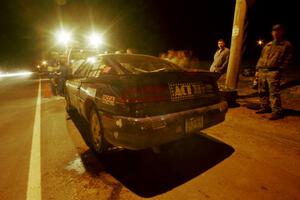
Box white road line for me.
[26,79,42,200]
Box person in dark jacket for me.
[57,59,69,96]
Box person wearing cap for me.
[255,24,293,120]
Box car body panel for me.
[100,101,227,150]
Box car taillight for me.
[120,85,170,103]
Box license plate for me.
[185,116,203,133]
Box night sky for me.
[0,0,299,68]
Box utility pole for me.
[225,0,248,89]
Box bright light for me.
[56,30,72,46]
[87,57,96,63]
[42,60,47,65]
[0,71,33,78]
[257,39,264,47]
[87,33,104,48]
[37,65,41,69]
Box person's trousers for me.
[258,70,282,114]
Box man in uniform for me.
[255,24,293,120]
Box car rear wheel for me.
[88,106,108,154]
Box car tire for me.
[88,106,108,154]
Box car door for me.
[67,61,92,111]
[77,61,102,116]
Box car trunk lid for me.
[117,71,221,117]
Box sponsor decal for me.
[168,82,204,101]
[102,94,116,106]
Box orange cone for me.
[44,83,52,98]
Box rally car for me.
[65,54,228,153]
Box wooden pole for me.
[225,0,248,89]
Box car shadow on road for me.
[82,135,234,197]
[68,111,234,197]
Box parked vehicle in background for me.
[65,54,228,154]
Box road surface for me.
[0,75,299,200]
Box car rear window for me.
[105,55,182,74]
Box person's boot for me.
[256,107,272,114]
[269,112,284,120]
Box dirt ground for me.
[199,69,300,199]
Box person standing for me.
[255,24,293,120]
[48,61,60,96]
[57,59,69,96]
[209,39,230,74]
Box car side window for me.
[74,62,92,78]
[99,62,115,75]
[87,62,101,78]
[87,60,116,78]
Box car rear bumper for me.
[101,101,228,150]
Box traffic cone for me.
[44,83,52,98]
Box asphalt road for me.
[0,75,299,200]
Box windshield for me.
[104,54,182,74]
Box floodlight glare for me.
[87,33,104,47]
[87,56,96,63]
[56,30,72,46]
[0,71,33,78]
